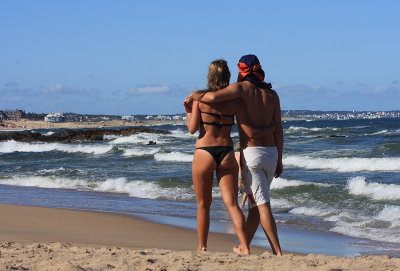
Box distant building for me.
[121,115,136,121]
[0,110,26,121]
[155,115,172,120]
[44,113,66,123]
[145,115,154,120]
[172,115,183,120]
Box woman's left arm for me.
[185,100,200,134]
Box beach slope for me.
[0,204,399,271]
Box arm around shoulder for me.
[198,83,243,103]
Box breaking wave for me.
[289,206,336,217]
[346,176,400,201]
[0,176,195,201]
[108,133,167,145]
[0,140,112,155]
[154,152,193,162]
[283,156,400,172]
[122,147,160,157]
[270,177,331,190]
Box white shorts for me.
[242,146,278,208]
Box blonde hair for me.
[191,59,231,99]
[207,59,231,91]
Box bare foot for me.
[233,245,250,255]
[195,247,207,252]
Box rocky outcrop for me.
[0,127,170,143]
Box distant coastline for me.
[1,109,399,131]
[0,118,310,130]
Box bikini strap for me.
[200,111,234,119]
[200,121,234,128]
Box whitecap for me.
[283,156,400,172]
[289,206,336,217]
[0,176,196,201]
[346,176,400,201]
[331,223,400,244]
[96,178,194,201]
[270,177,331,190]
[154,152,193,162]
[122,147,160,157]
[375,205,400,228]
[0,140,112,155]
[109,133,166,145]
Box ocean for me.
[1,118,399,257]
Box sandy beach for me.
[0,204,399,271]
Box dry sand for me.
[1,204,399,271]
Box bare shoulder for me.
[265,88,280,101]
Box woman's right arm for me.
[185,100,200,134]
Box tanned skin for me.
[188,80,283,256]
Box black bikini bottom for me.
[196,146,233,166]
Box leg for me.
[242,147,281,255]
[246,205,260,244]
[258,203,282,256]
[217,153,250,255]
[192,149,216,252]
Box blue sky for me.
[1,0,399,114]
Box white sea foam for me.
[289,206,336,217]
[0,176,195,201]
[170,129,197,139]
[286,126,338,133]
[0,140,112,155]
[368,130,388,135]
[109,133,167,145]
[0,176,90,189]
[37,167,86,174]
[154,152,193,162]
[270,198,295,208]
[375,205,400,228]
[283,156,400,172]
[331,223,400,244]
[323,211,354,222]
[122,147,160,157]
[96,178,194,201]
[44,131,55,136]
[270,177,331,190]
[346,176,400,201]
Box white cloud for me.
[42,84,63,94]
[365,81,400,94]
[129,85,170,94]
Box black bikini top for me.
[199,111,234,128]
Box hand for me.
[189,90,207,101]
[183,99,193,113]
[274,160,283,178]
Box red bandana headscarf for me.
[237,55,271,89]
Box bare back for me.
[238,81,280,148]
[195,100,236,148]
